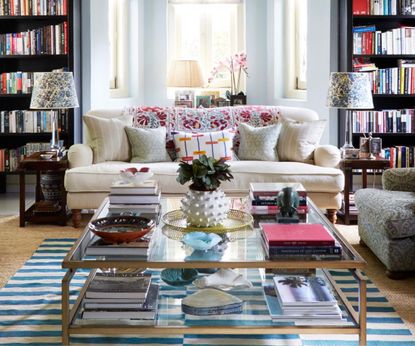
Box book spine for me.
[268,246,342,256]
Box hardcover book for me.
[85,236,149,256]
[249,182,307,197]
[260,223,335,246]
[110,180,159,195]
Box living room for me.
[0,0,414,345]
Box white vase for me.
[181,189,228,227]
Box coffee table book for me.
[110,180,159,195]
[249,182,307,197]
[85,235,149,256]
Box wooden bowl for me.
[88,216,155,244]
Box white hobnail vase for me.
[181,189,228,228]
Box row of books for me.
[353,0,415,15]
[361,66,415,94]
[353,26,415,55]
[0,0,67,16]
[263,274,343,323]
[0,110,69,133]
[0,71,33,94]
[352,109,415,133]
[0,22,68,55]
[0,142,49,171]
[260,223,342,260]
[383,146,415,167]
[80,272,159,323]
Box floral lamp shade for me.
[166,60,205,88]
[30,72,79,109]
[327,72,373,109]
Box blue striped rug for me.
[0,238,414,346]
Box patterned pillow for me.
[83,114,132,163]
[173,130,235,162]
[237,123,282,161]
[125,127,171,163]
[277,119,326,163]
[175,107,234,132]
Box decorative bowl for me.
[160,268,198,286]
[182,232,223,251]
[40,153,54,160]
[88,216,155,244]
[119,167,153,185]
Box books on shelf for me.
[352,109,415,133]
[0,0,67,16]
[82,283,159,322]
[383,146,415,167]
[0,22,68,55]
[85,273,152,300]
[353,0,415,15]
[0,72,33,94]
[0,142,49,172]
[0,110,68,133]
[85,235,150,257]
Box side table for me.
[18,152,69,227]
[339,157,390,225]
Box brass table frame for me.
[62,197,367,345]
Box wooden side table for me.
[18,152,69,227]
[339,157,390,225]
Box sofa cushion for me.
[237,123,281,161]
[83,114,132,163]
[355,188,415,239]
[125,127,171,163]
[173,129,235,162]
[277,119,326,163]
[65,161,344,195]
[176,107,234,132]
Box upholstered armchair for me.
[354,168,415,279]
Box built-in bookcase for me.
[340,0,415,168]
[0,0,80,192]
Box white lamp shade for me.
[30,72,79,109]
[327,72,374,109]
[166,60,205,88]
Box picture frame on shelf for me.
[370,137,382,155]
[201,90,220,99]
[175,100,193,108]
[196,95,211,108]
[359,137,369,159]
[230,94,246,106]
[216,98,231,107]
[175,90,195,103]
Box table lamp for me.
[327,72,373,151]
[167,59,204,106]
[30,72,79,153]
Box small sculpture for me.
[276,187,300,223]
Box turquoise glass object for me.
[182,232,222,251]
[160,268,198,286]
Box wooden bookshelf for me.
[0,0,81,193]
[339,0,415,157]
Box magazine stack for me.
[248,183,308,225]
[80,272,159,324]
[263,275,344,323]
[108,179,161,222]
[260,223,342,260]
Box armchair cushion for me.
[383,168,415,192]
[314,145,341,168]
[67,144,93,168]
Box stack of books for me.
[263,275,343,323]
[108,180,161,221]
[85,234,150,257]
[248,183,308,224]
[81,272,159,324]
[260,223,342,260]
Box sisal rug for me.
[0,239,414,345]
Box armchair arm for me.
[314,145,341,168]
[67,144,93,168]
[382,168,415,192]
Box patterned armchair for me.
[355,168,415,279]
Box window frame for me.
[284,0,307,99]
[108,0,129,98]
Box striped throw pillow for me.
[173,130,235,162]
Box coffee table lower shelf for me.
[62,268,367,345]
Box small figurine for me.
[276,187,300,223]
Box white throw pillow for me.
[83,114,132,163]
[277,119,326,163]
[173,129,235,162]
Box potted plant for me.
[177,155,234,227]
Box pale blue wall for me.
[82,0,339,144]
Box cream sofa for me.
[65,106,344,227]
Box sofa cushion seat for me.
[355,188,415,239]
[65,161,344,195]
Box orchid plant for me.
[207,52,248,95]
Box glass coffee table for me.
[62,196,367,345]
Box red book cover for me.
[260,223,335,246]
[353,0,369,15]
[64,21,68,54]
